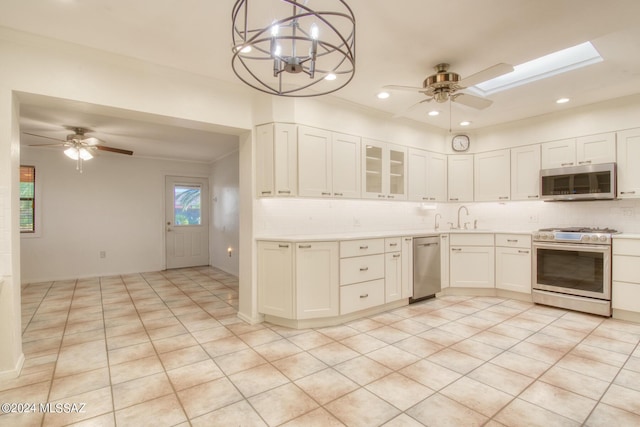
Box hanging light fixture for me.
[231,0,356,97]
[63,143,93,173]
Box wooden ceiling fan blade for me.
[22,132,65,142]
[96,145,133,155]
[383,84,429,93]
[28,143,66,147]
[452,93,493,110]
[459,63,514,88]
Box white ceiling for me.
[3,0,640,159]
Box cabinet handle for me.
[360,267,369,271]
[621,191,637,195]
[449,198,459,201]
[261,191,272,195]
[393,254,401,258]
[278,244,289,248]
[422,197,429,201]
[527,195,539,199]
[404,238,412,242]
[378,194,385,198]
[334,192,343,196]
[387,195,394,199]
[321,192,331,196]
[451,248,462,252]
[441,235,448,239]
[389,243,398,247]
[507,239,518,243]
[277,190,291,194]
[518,250,530,254]
[360,245,369,250]
[499,196,509,200]
[429,197,436,201]
[299,244,312,249]
[360,294,369,299]
[560,162,574,166]
[578,160,592,165]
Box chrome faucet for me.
[434,213,442,230]
[457,205,469,229]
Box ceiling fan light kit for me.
[231,0,356,97]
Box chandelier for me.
[231,0,356,97]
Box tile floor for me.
[2,267,640,426]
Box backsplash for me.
[255,198,640,236]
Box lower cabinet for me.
[257,241,294,318]
[495,234,532,294]
[449,234,495,288]
[385,246,402,303]
[340,238,387,314]
[612,238,640,315]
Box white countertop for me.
[614,233,640,239]
[255,229,534,242]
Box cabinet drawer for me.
[385,237,401,252]
[340,279,385,315]
[613,255,640,283]
[340,239,385,258]
[613,239,640,257]
[612,281,640,311]
[495,234,531,248]
[340,254,385,285]
[449,233,494,246]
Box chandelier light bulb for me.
[310,23,319,39]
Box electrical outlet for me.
[622,207,635,216]
[99,251,106,259]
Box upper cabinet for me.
[362,139,408,200]
[474,149,510,202]
[540,132,615,169]
[617,128,640,199]
[408,148,447,202]
[256,123,298,197]
[511,144,541,201]
[298,125,361,198]
[447,155,474,202]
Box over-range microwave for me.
[540,162,616,201]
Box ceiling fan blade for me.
[452,93,493,110]
[392,98,432,119]
[96,145,133,156]
[383,84,429,93]
[28,143,66,147]
[22,132,65,142]
[459,63,514,88]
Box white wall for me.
[210,150,240,276]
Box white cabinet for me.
[440,234,450,289]
[408,149,447,202]
[257,241,294,317]
[298,125,361,198]
[385,237,402,303]
[612,238,640,315]
[474,149,510,201]
[340,238,387,314]
[495,234,532,294]
[511,144,541,200]
[540,133,615,169]
[256,123,297,197]
[447,155,474,202]
[617,128,640,199]
[362,139,408,200]
[449,233,494,288]
[296,242,339,319]
[401,237,413,298]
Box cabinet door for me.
[576,133,615,165]
[427,152,448,202]
[332,132,361,198]
[495,246,531,294]
[258,241,293,317]
[362,139,385,199]
[401,237,413,298]
[474,149,510,201]
[388,144,407,200]
[447,155,474,202]
[273,123,298,196]
[617,128,640,199]
[385,251,403,302]
[256,124,275,197]
[511,145,541,200]
[440,234,449,289]
[296,241,339,319]
[450,246,495,288]
[298,126,332,197]
[408,148,429,202]
[541,139,576,169]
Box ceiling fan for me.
[384,62,514,115]
[24,127,133,172]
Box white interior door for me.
[165,176,209,269]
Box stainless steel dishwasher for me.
[411,236,441,303]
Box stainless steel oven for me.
[532,227,615,316]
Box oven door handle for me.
[533,242,610,252]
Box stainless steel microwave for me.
[540,162,616,201]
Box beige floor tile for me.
[393,336,444,358]
[467,362,533,396]
[280,407,344,427]
[317,325,359,341]
[519,381,597,423]
[0,367,53,393]
[109,355,164,384]
[112,372,173,410]
[509,341,565,364]
[49,367,110,401]
[556,354,620,382]
[190,325,233,344]
[570,343,629,367]
[325,388,400,427]
[451,338,504,361]
[418,328,465,346]
[388,318,430,335]
[494,397,581,427]
[541,324,589,343]
[200,335,249,358]
[308,342,359,366]
[66,412,115,427]
[190,400,267,427]
[115,393,187,427]
[366,326,411,344]
[287,330,334,350]
[166,359,224,391]
[490,351,551,378]
[441,376,512,417]
[271,352,328,381]
[406,393,488,427]
[600,384,640,415]
[382,413,425,426]
[427,348,485,374]
[345,318,385,332]
[614,368,640,392]
[107,341,155,366]
[178,377,244,419]
[43,386,113,427]
[106,331,150,351]
[366,372,434,411]
[213,348,267,375]
[158,345,209,371]
[295,367,358,405]
[334,355,392,386]
[228,363,290,398]
[585,403,640,426]
[252,338,302,362]
[152,333,198,353]
[539,366,610,400]
[488,323,534,340]
[248,383,319,426]
[339,333,387,354]
[524,331,577,353]
[54,339,108,378]
[366,345,420,370]
[399,359,461,391]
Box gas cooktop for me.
[534,227,618,244]
[538,227,618,234]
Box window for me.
[174,184,202,225]
[20,165,36,233]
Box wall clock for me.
[452,134,470,152]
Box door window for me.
[174,184,202,226]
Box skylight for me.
[470,42,603,96]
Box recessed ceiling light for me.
[428,110,440,116]
[325,73,337,81]
[470,41,602,96]
[377,91,390,99]
[556,97,570,104]
[460,121,471,126]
